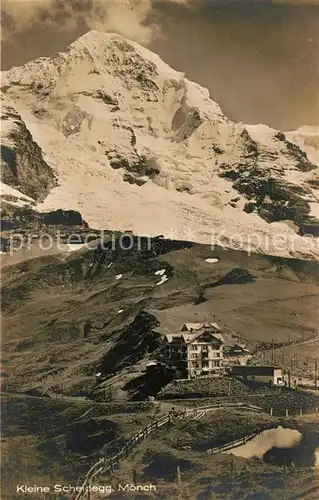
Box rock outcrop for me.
[1,106,56,201]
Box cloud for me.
[1,0,195,46]
[87,1,156,45]
[2,0,317,50]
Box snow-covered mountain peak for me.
[1,31,318,259]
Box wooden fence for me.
[207,431,261,454]
[72,402,261,500]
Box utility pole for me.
[108,384,113,401]
[173,270,179,292]
[271,338,275,364]
[291,354,297,368]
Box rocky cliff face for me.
[1,30,318,258]
[1,106,56,201]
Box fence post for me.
[285,409,289,417]
[270,408,273,417]
[133,469,137,485]
[230,458,234,484]
[176,466,181,484]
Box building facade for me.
[230,365,286,386]
[163,323,225,379]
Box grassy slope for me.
[1,393,159,499]
[3,396,318,500]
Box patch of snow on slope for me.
[67,243,88,252]
[155,269,166,276]
[309,202,319,219]
[245,124,279,149]
[0,181,35,207]
[156,275,169,286]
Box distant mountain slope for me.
[1,31,318,258]
[1,236,318,398]
[286,125,319,221]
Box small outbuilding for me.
[230,365,286,386]
[228,343,250,356]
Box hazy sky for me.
[1,1,318,130]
